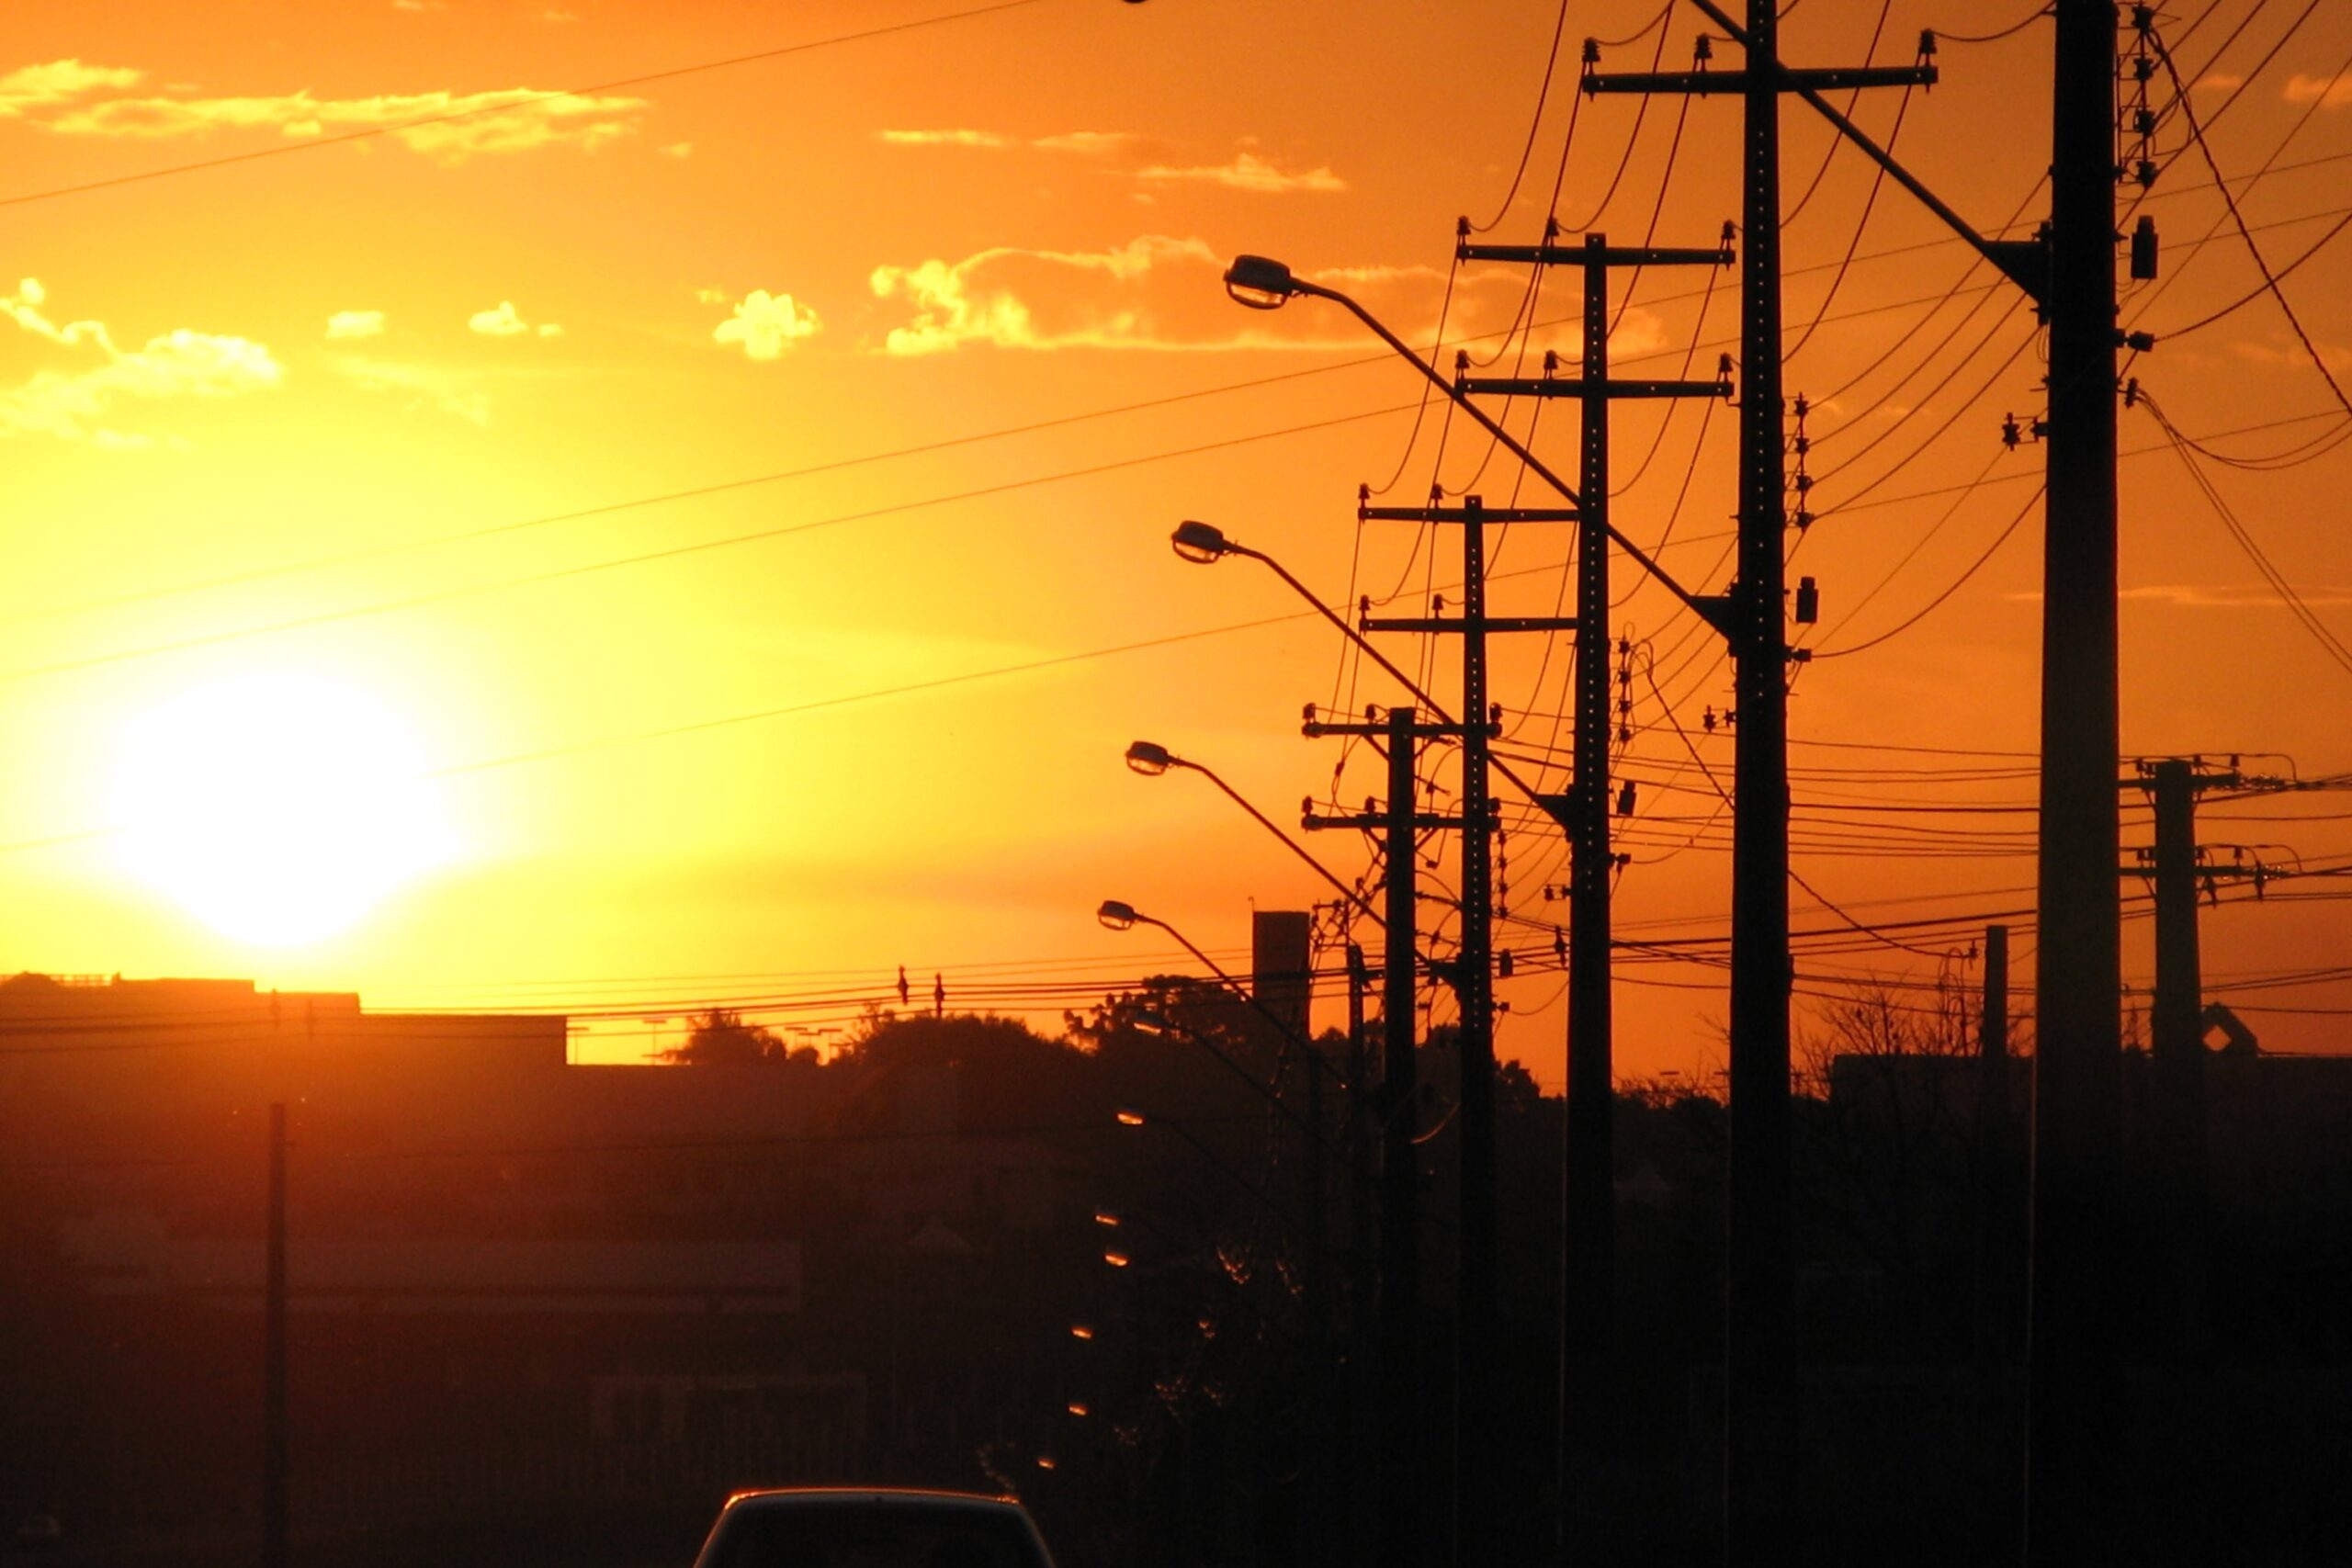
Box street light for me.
[1170,519,1446,711]
[1125,739,1382,927]
[1171,519,1581,824]
[1215,256,1719,628]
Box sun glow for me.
[109,672,454,947]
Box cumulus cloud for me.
[658,141,692,158]
[713,289,822,360]
[0,59,141,117]
[27,73,644,162]
[326,309,386,339]
[866,237,1556,355]
[2,277,282,445]
[2282,72,2352,108]
[1136,151,1346,193]
[469,300,561,338]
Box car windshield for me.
[702,1502,1043,1568]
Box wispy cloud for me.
[2,277,282,446]
[878,128,1015,148]
[326,309,386,340]
[331,356,490,426]
[469,300,562,338]
[2283,72,2352,109]
[1136,152,1346,194]
[6,57,646,163]
[712,289,822,360]
[2118,583,2352,608]
[876,128,1334,192]
[867,237,1600,356]
[0,59,141,117]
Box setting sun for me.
[108,671,451,947]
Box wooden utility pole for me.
[1585,11,1933,1559]
[2132,757,2243,1361]
[2027,5,2125,1560]
[265,1101,288,1568]
[1304,704,1444,1568]
[1453,225,1731,1555]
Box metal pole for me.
[2148,761,2208,1360]
[1976,924,2017,1377]
[1379,705,1423,1568]
[1725,3,1798,1561]
[1456,505,1499,1568]
[1561,231,1620,1559]
[265,1101,288,1568]
[2027,4,2123,1561]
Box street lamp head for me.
[1125,739,1176,776]
[1097,898,1141,931]
[1170,519,1232,564]
[1224,254,1299,310]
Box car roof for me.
[720,1487,1027,1512]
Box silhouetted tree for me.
[658,1006,799,1066]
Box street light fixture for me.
[1125,738,1381,926]
[1170,519,1233,564]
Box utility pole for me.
[1451,224,1731,1555]
[265,1101,288,1568]
[1350,498,1575,1562]
[2028,4,2125,1559]
[2129,757,2243,1363]
[1303,703,1453,1568]
[1586,14,1930,1560]
[1975,923,2018,1382]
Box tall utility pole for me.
[1452,226,1731,1552]
[2029,4,2125,1559]
[1302,703,1453,1568]
[1351,499,1576,1562]
[2131,757,2243,1363]
[1586,12,1930,1560]
[265,1101,288,1568]
[1975,924,2019,1383]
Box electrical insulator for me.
[1498,951,1515,979]
[1693,33,1713,63]
[2131,216,2158,280]
[1303,702,1317,722]
[2002,412,2022,448]
[1582,37,1600,65]
[1917,28,1937,58]
[1794,576,1819,626]
[1615,781,1636,818]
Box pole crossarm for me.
[1584,63,1934,95]
[1458,242,1731,268]
[1634,0,2050,305]
[1458,375,1729,400]
[1363,615,1581,635]
[1360,503,1580,524]
[1305,810,1465,832]
[1305,715,1487,740]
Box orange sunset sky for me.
[3,0,2348,1082]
